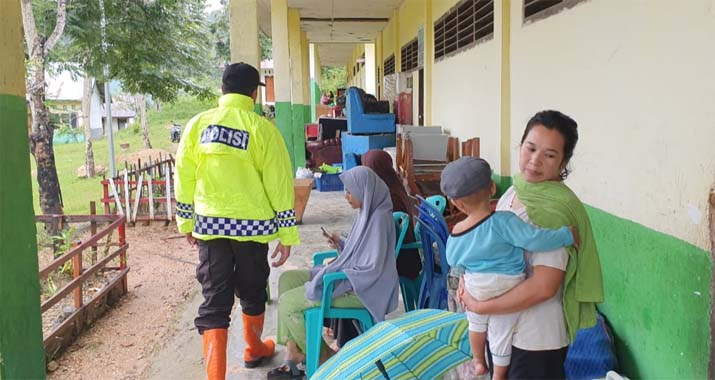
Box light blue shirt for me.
[446,211,574,276]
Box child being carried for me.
[441,157,579,380]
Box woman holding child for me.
[458,110,604,379]
[268,166,400,380]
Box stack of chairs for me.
[415,196,450,310]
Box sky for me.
[205,0,223,13]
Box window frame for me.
[523,0,587,25]
[434,0,494,62]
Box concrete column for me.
[270,0,295,168]
[375,32,383,99]
[499,0,512,178]
[394,10,401,72]
[301,31,311,125]
[309,43,322,121]
[424,0,433,125]
[365,43,376,96]
[0,2,46,378]
[229,0,262,114]
[288,8,306,168]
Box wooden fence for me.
[100,155,176,224]
[37,207,129,358]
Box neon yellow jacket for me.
[174,93,300,246]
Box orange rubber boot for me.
[202,329,228,380]
[242,312,275,368]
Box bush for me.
[129,122,141,135]
[55,123,82,140]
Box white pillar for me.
[365,43,376,96]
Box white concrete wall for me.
[509,0,715,249]
[90,85,103,139]
[431,39,501,171]
[365,43,377,96]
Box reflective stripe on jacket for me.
[174,93,300,246]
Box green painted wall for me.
[491,174,513,198]
[310,79,320,122]
[275,101,294,169]
[588,206,712,379]
[290,104,307,169]
[303,104,311,125]
[0,94,46,379]
[488,174,712,378]
[254,102,262,115]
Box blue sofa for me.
[345,87,396,135]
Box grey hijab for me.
[304,166,400,322]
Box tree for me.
[259,31,272,60]
[21,0,69,217]
[207,4,272,64]
[82,74,95,177]
[136,94,151,149]
[63,0,214,102]
[321,66,347,94]
[50,0,215,174]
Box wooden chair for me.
[399,135,446,198]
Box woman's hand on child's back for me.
[568,226,580,250]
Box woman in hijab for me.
[268,166,400,380]
[361,149,422,279]
[324,150,424,349]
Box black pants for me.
[487,343,568,380]
[194,239,269,334]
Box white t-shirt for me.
[498,186,570,350]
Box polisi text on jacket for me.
[200,124,250,150]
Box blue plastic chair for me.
[398,195,447,311]
[304,212,408,379]
[415,198,450,310]
[393,212,410,259]
[426,194,447,214]
[393,211,417,311]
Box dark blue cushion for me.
[565,313,619,380]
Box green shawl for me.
[513,174,604,342]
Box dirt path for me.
[46,223,198,380]
[47,191,353,379]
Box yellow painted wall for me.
[0,0,25,97]
[382,18,396,62]
[301,31,310,103]
[288,8,305,104]
[398,0,425,46]
[346,44,366,88]
[432,0,459,22]
[229,0,260,67]
[270,0,291,102]
[376,32,384,98]
[509,0,715,249]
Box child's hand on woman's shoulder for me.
[568,226,580,250]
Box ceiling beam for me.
[300,17,389,22]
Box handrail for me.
[39,215,125,279]
[41,244,127,313]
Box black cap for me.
[222,62,265,94]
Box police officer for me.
[175,62,299,379]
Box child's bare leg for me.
[468,330,488,376]
[492,364,508,380]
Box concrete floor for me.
[145,191,355,380]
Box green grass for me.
[30,95,217,215]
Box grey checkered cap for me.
[440,157,492,198]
